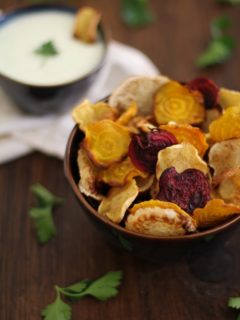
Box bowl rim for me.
[64,124,240,242]
[0,3,108,88]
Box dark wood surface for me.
[1,1,240,319]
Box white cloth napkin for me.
[0,40,159,164]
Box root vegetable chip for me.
[160,123,209,156]
[84,119,131,167]
[98,179,138,223]
[77,148,103,200]
[74,6,101,43]
[208,138,240,178]
[156,142,209,180]
[202,108,222,133]
[116,101,138,126]
[128,129,177,174]
[72,99,116,131]
[193,199,240,228]
[109,75,170,115]
[135,175,154,193]
[99,157,147,187]
[219,88,240,109]
[126,200,197,236]
[218,168,240,206]
[209,106,240,141]
[154,81,205,125]
[157,167,211,214]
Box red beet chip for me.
[187,77,219,109]
[157,167,211,214]
[128,129,177,174]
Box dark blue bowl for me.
[0,4,107,115]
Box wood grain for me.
[1,1,240,319]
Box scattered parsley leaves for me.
[121,0,154,27]
[41,271,123,320]
[196,15,235,68]
[228,297,240,319]
[34,40,59,58]
[29,184,64,244]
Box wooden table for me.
[1,1,240,319]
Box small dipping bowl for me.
[64,124,240,263]
[0,4,107,115]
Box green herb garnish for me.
[196,16,235,68]
[228,297,240,319]
[29,184,64,244]
[34,40,59,58]
[41,271,123,320]
[218,0,240,4]
[121,0,154,27]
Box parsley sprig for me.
[29,184,64,244]
[121,0,154,27]
[41,271,123,320]
[228,297,240,319]
[34,40,59,60]
[196,15,235,68]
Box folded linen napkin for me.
[0,40,159,164]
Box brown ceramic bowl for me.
[64,125,240,262]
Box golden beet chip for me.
[218,168,240,206]
[116,101,138,126]
[193,199,240,228]
[156,142,209,180]
[160,123,208,156]
[126,200,197,236]
[209,106,240,141]
[109,75,170,115]
[77,148,103,200]
[98,179,138,223]
[154,81,205,125]
[74,6,101,43]
[208,138,240,179]
[84,119,131,167]
[72,99,116,131]
[219,88,240,109]
[99,157,147,187]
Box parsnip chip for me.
[193,199,240,228]
[77,148,103,200]
[201,108,222,133]
[218,168,240,206]
[135,175,154,193]
[72,99,116,131]
[219,88,240,109]
[160,123,209,156]
[126,200,197,236]
[109,75,170,115]
[99,157,147,187]
[209,106,240,141]
[74,6,101,43]
[83,119,131,167]
[156,143,209,180]
[208,138,240,178]
[154,81,205,125]
[98,179,138,223]
[116,101,138,125]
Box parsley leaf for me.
[34,40,59,58]
[41,290,71,320]
[228,297,240,309]
[31,184,64,208]
[211,16,231,38]
[29,206,56,244]
[121,0,154,27]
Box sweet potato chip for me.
[160,123,208,156]
[218,168,240,206]
[98,179,138,223]
[154,81,205,125]
[109,75,170,115]
[99,157,147,187]
[74,6,101,43]
[126,200,197,236]
[72,99,116,131]
[219,88,240,109]
[116,101,138,125]
[83,119,131,167]
[193,199,240,228]
[209,106,240,141]
[208,138,240,178]
[77,148,103,200]
[156,142,209,180]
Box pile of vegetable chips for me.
[72,75,240,237]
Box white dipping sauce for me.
[0,10,105,86]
